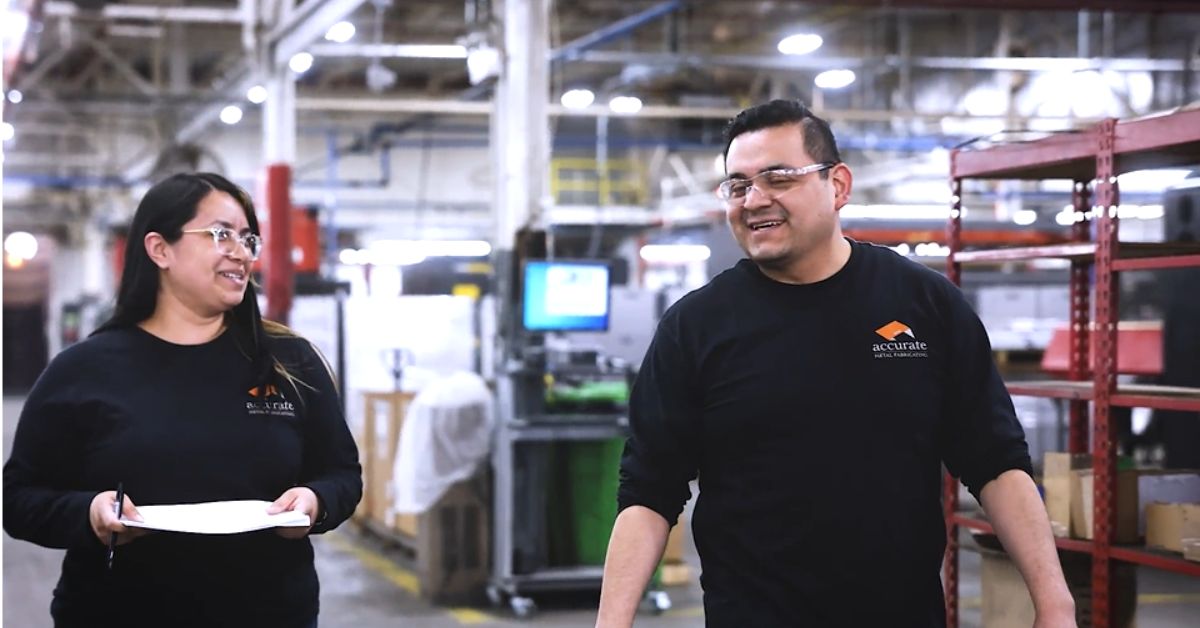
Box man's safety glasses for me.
[716,162,837,205]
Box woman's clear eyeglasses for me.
[181,226,264,261]
[716,162,837,205]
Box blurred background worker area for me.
[3,1,1200,627]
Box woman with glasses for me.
[3,172,362,628]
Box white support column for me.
[493,0,550,250]
[263,68,297,164]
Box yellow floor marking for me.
[447,608,493,624]
[324,532,497,625]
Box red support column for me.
[1091,119,1120,628]
[1068,181,1092,455]
[264,163,293,324]
[943,174,964,628]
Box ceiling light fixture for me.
[246,85,267,104]
[777,33,823,56]
[289,52,314,74]
[324,21,356,43]
[608,95,643,115]
[560,88,595,109]
[1012,210,1038,226]
[815,69,856,89]
[219,105,243,125]
[0,121,14,142]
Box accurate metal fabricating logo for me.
[873,320,929,359]
[246,384,297,417]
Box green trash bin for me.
[568,437,626,565]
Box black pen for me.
[107,482,124,571]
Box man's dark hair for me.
[721,99,841,177]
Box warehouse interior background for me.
[3,0,1200,626]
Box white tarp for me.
[389,370,494,514]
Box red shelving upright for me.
[943,108,1200,628]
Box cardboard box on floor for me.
[416,472,490,605]
[979,535,1136,628]
[1145,502,1200,553]
[357,391,418,537]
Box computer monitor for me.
[522,259,611,332]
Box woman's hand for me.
[267,487,321,540]
[89,491,147,546]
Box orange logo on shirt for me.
[875,320,915,341]
[248,384,280,398]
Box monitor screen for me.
[522,260,611,332]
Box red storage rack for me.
[943,108,1200,628]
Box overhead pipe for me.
[549,0,683,63]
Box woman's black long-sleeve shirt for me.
[3,326,362,628]
[617,239,1032,627]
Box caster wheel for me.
[511,596,538,619]
[641,590,672,615]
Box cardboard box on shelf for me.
[1145,502,1200,553]
[1137,473,1200,535]
[1044,453,1091,538]
[1184,538,1200,563]
[1070,468,1140,543]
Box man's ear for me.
[831,163,853,211]
[144,232,171,270]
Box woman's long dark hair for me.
[93,172,290,389]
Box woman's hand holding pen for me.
[267,487,321,540]
[88,490,147,545]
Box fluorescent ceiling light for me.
[0,121,14,142]
[561,88,595,109]
[399,44,468,58]
[608,95,643,114]
[777,33,823,56]
[466,46,500,84]
[324,21,355,43]
[1,10,28,42]
[289,52,314,74]
[814,69,856,89]
[4,231,38,260]
[840,204,956,220]
[1012,210,1038,226]
[246,85,267,104]
[219,105,243,125]
[639,244,712,264]
[913,242,951,257]
[1116,169,1193,192]
[7,89,22,104]
[371,239,492,258]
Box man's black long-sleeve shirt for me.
[618,239,1032,627]
[4,327,362,628]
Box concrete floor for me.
[4,396,1198,626]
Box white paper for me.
[120,500,311,535]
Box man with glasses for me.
[596,100,1076,627]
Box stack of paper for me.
[120,500,311,534]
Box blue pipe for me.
[550,0,684,63]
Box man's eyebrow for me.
[725,163,793,180]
